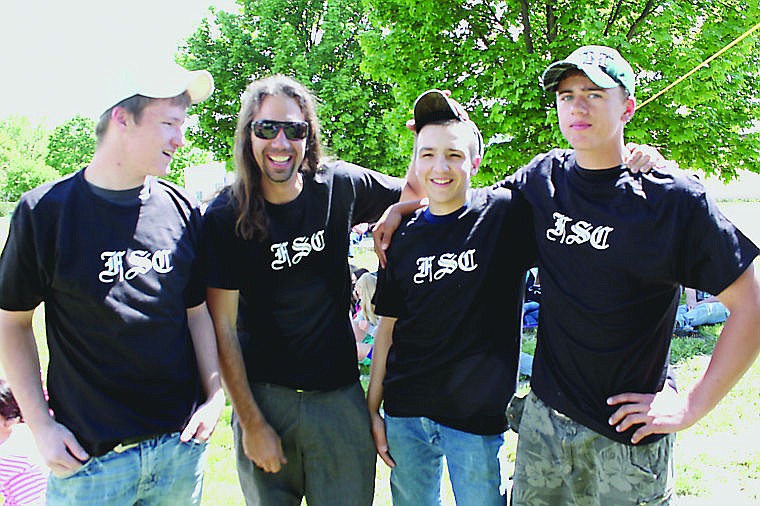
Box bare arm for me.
[0,308,88,475]
[608,263,760,443]
[367,315,397,467]
[684,287,698,309]
[205,287,287,472]
[372,198,428,268]
[182,302,225,442]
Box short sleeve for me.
[374,263,404,318]
[0,199,45,310]
[337,162,403,225]
[183,206,207,308]
[201,192,245,290]
[678,189,758,294]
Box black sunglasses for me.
[252,120,309,140]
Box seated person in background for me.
[350,266,370,317]
[675,287,729,335]
[523,268,541,329]
[352,272,379,365]
[0,378,48,506]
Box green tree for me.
[179,0,408,176]
[0,116,59,200]
[3,158,60,201]
[360,0,760,183]
[45,115,96,176]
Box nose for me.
[571,96,589,114]
[434,157,452,174]
[172,127,185,149]
[271,128,290,147]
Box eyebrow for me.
[558,85,607,94]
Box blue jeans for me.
[523,301,539,328]
[385,415,506,506]
[675,301,729,329]
[46,432,208,506]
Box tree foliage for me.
[45,115,96,176]
[179,0,409,176]
[360,0,760,183]
[181,0,759,185]
[0,116,59,200]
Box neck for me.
[0,423,13,445]
[574,140,627,170]
[86,150,147,190]
[428,194,466,216]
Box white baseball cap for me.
[97,62,214,116]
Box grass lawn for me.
[1,200,759,505]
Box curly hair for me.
[231,75,323,241]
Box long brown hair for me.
[231,75,322,241]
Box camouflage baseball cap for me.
[541,45,635,97]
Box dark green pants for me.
[233,381,376,506]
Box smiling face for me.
[120,99,187,180]
[556,71,635,168]
[251,95,307,200]
[415,121,481,215]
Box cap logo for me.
[578,49,615,69]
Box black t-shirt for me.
[503,149,759,444]
[0,170,205,456]
[203,161,403,391]
[375,187,536,435]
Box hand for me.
[607,387,697,444]
[625,143,678,173]
[181,389,225,443]
[372,205,404,268]
[370,412,395,468]
[34,420,89,477]
[241,419,287,473]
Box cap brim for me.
[542,62,619,92]
[413,90,459,132]
[138,68,214,105]
[184,70,215,105]
[99,65,215,115]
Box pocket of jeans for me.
[53,456,95,480]
[181,437,209,451]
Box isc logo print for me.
[413,250,478,284]
[546,212,614,250]
[270,230,326,271]
[99,250,174,283]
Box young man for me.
[508,45,760,505]
[202,75,422,506]
[0,62,225,506]
[367,90,536,505]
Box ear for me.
[470,156,482,176]
[622,96,636,123]
[110,106,131,130]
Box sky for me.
[0,0,237,127]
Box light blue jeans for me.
[46,432,208,506]
[385,415,507,506]
[675,301,729,329]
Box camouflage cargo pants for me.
[511,391,674,506]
